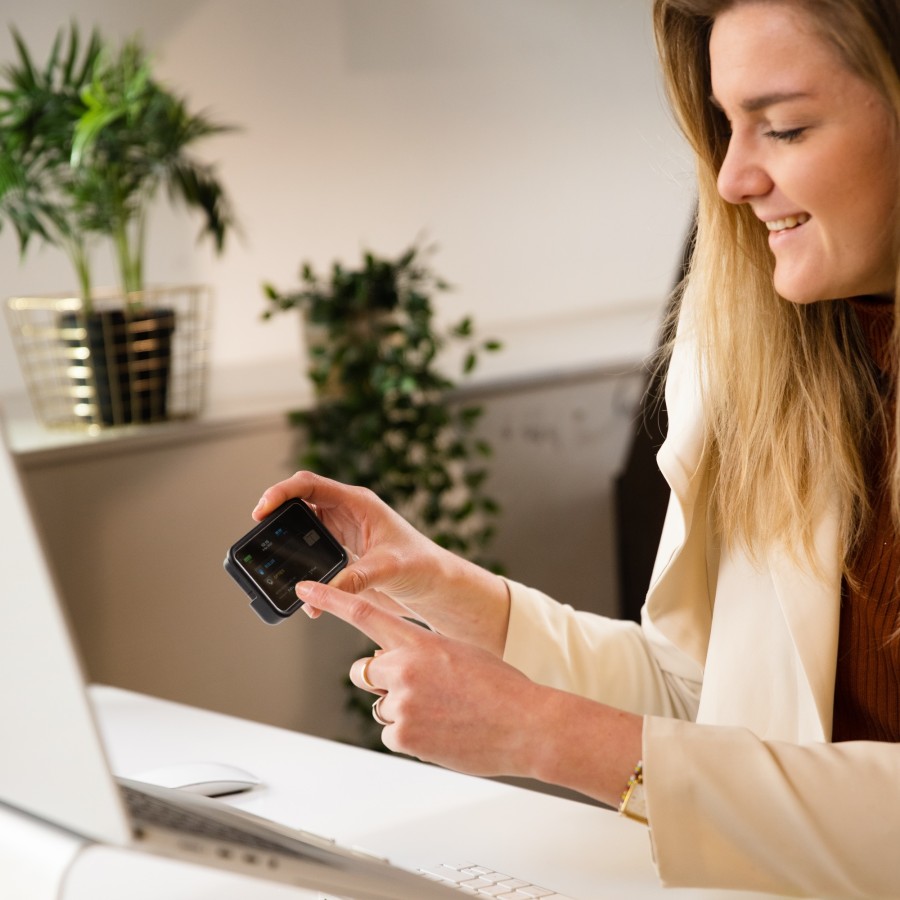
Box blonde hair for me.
[652,0,900,566]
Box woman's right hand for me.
[252,471,510,655]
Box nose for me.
[716,134,773,206]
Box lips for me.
[765,213,810,232]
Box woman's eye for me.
[764,127,807,143]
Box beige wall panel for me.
[20,419,371,741]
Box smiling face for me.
[710,1,899,303]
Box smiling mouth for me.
[766,214,810,232]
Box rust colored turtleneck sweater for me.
[832,298,900,742]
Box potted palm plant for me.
[0,24,235,427]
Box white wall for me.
[0,0,694,398]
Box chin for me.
[778,285,894,305]
[775,286,828,305]
[774,272,847,305]
[774,264,898,305]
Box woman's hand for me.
[297,578,644,805]
[252,471,510,655]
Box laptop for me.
[0,427,485,900]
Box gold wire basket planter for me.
[5,285,212,431]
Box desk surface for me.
[87,686,775,900]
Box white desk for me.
[11,685,772,900]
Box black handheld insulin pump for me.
[224,499,348,625]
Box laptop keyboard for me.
[419,861,572,899]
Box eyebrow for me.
[710,90,813,113]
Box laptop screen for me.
[0,425,130,844]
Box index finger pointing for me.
[296,580,422,650]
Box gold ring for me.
[372,696,393,726]
[360,656,377,690]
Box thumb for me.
[327,557,422,622]
[329,562,371,596]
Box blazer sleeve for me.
[502,578,702,720]
[644,715,900,898]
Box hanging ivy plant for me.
[262,241,503,559]
[262,241,504,747]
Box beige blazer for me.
[502,331,900,898]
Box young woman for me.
[252,1,900,895]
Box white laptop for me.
[0,427,562,900]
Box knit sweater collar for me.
[847,296,895,375]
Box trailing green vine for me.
[262,241,504,747]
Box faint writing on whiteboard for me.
[494,375,643,452]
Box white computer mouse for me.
[130,761,262,797]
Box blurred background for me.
[0,0,693,746]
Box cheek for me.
[807,136,896,249]
[848,116,899,226]
[843,146,898,257]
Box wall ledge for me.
[3,301,663,464]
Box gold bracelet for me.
[618,760,648,825]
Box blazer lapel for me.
[767,505,843,741]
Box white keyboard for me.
[419,861,573,899]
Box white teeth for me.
[766,214,810,231]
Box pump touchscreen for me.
[225,499,347,622]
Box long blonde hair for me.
[652,0,900,566]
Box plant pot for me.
[58,308,175,425]
[303,309,399,402]
[5,285,212,430]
